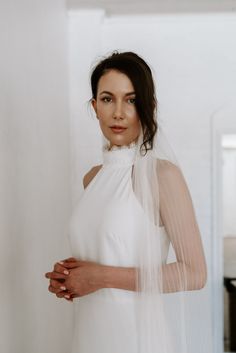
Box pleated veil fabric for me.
[102,124,213,353]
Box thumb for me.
[61,261,82,269]
[59,257,77,264]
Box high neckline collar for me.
[102,141,139,167]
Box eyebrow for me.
[99,91,136,96]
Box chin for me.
[110,138,130,147]
[105,135,124,145]
[104,130,139,147]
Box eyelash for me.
[101,97,136,104]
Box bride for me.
[45,50,208,353]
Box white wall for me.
[2,4,235,352]
[68,9,106,206]
[69,10,236,353]
[0,1,73,353]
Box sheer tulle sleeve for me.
[158,159,207,293]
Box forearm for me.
[101,262,206,293]
[101,265,137,291]
[159,262,206,293]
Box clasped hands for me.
[45,257,106,302]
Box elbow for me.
[189,265,207,291]
[197,271,207,290]
[192,266,207,290]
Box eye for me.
[128,98,136,104]
[101,96,112,103]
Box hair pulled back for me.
[90,50,158,155]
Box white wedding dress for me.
[68,143,170,353]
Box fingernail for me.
[64,270,69,275]
[60,286,66,291]
[58,261,64,265]
[64,294,70,299]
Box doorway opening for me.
[222,134,236,353]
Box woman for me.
[45,51,208,353]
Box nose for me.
[113,101,124,120]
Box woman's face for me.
[92,69,141,148]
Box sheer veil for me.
[102,122,213,353]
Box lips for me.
[110,125,127,133]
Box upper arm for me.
[83,165,103,189]
[158,160,207,284]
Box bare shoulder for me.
[156,158,190,201]
[156,158,183,184]
[83,164,103,189]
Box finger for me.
[48,285,60,294]
[61,261,81,269]
[64,293,74,300]
[59,257,78,264]
[45,271,68,280]
[56,291,68,298]
[70,293,79,299]
[55,278,66,283]
[50,279,67,290]
[48,284,68,295]
[45,271,67,279]
[64,295,73,301]
[53,262,70,273]
[66,298,73,302]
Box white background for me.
[1,1,236,352]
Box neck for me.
[106,140,138,152]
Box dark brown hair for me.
[90,50,158,155]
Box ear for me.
[91,98,98,118]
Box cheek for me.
[133,118,141,133]
[98,118,110,136]
[129,120,141,139]
[97,106,111,123]
[98,119,106,131]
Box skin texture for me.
[45,258,136,301]
[92,69,141,148]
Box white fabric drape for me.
[131,126,212,353]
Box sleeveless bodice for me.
[68,143,171,353]
[69,143,170,295]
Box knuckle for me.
[50,280,56,287]
[55,264,65,273]
[65,281,72,290]
[50,279,57,287]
